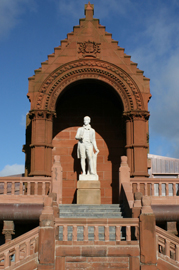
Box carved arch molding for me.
[36,59,144,112]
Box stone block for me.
[56,246,81,257]
[139,214,157,264]
[108,246,139,257]
[77,180,101,204]
[55,257,65,270]
[81,246,107,257]
[38,228,55,264]
[129,257,140,270]
[140,265,157,270]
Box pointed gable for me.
[28,2,150,111]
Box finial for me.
[84,2,94,20]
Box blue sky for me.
[0,0,179,176]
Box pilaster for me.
[29,110,55,176]
[124,111,149,178]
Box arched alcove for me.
[52,79,126,204]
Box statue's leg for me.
[81,158,86,175]
[80,143,86,175]
[86,144,94,174]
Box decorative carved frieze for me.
[36,59,144,112]
[78,41,101,58]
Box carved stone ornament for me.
[36,59,144,112]
[78,41,101,57]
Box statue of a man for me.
[75,116,99,175]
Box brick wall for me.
[52,80,126,204]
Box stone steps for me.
[59,204,125,241]
[59,204,123,218]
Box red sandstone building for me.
[0,3,179,269]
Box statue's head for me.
[84,116,91,125]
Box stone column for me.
[139,196,157,270]
[2,221,15,243]
[125,115,133,174]
[29,110,54,176]
[38,197,55,270]
[124,111,149,178]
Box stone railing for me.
[55,218,139,243]
[156,225,179,265]
[131,178,179,198]
[0,177,51,204]
[0,227,39,269]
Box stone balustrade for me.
[156,225,179,265]
[55,218,139,243]
[0,227,39,269]
[0,177,51,204]
[131,178,179,197]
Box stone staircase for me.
[59,204,124,241]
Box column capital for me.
[29,110,56,120]
[123,110,150,121]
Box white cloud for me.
[0,0,36,40]
[0,164,24,177]
[20,115,26,127]
[128,4,179,158]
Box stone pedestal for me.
[79,174,99,181]
[2,221,15,243]
[77,180,101,204]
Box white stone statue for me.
[75,116,99,180]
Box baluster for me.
[94,226,98,242]
[19,182,23,195]
[11,182,15,195]
[105,226,109,242]
[4,251,9,268]
[42,182,45,195]
[144,183,147,196]
[116,226,121,241]
[84,225,88,241]
[173,184,176,197]
[126,226,131,241]
[151,183,154,196]
[15,246,20,263]
[176,245,179,262]
[4,182,7,195]
[26,240,30,257]
[63,225,68,241]
[34,182,38,196]
[159,183,162,196]
[156,234,158,254]
[73,225,77,241]
[166,184,169,196]
[49,181,51,193]
[165,239,170,257]
[27,182,30,196]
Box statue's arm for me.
[92,130,99,153]
[75,128,82,141]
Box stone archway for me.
[36,59,144,112]
[52,79,125,204]
[28,60,149,179]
